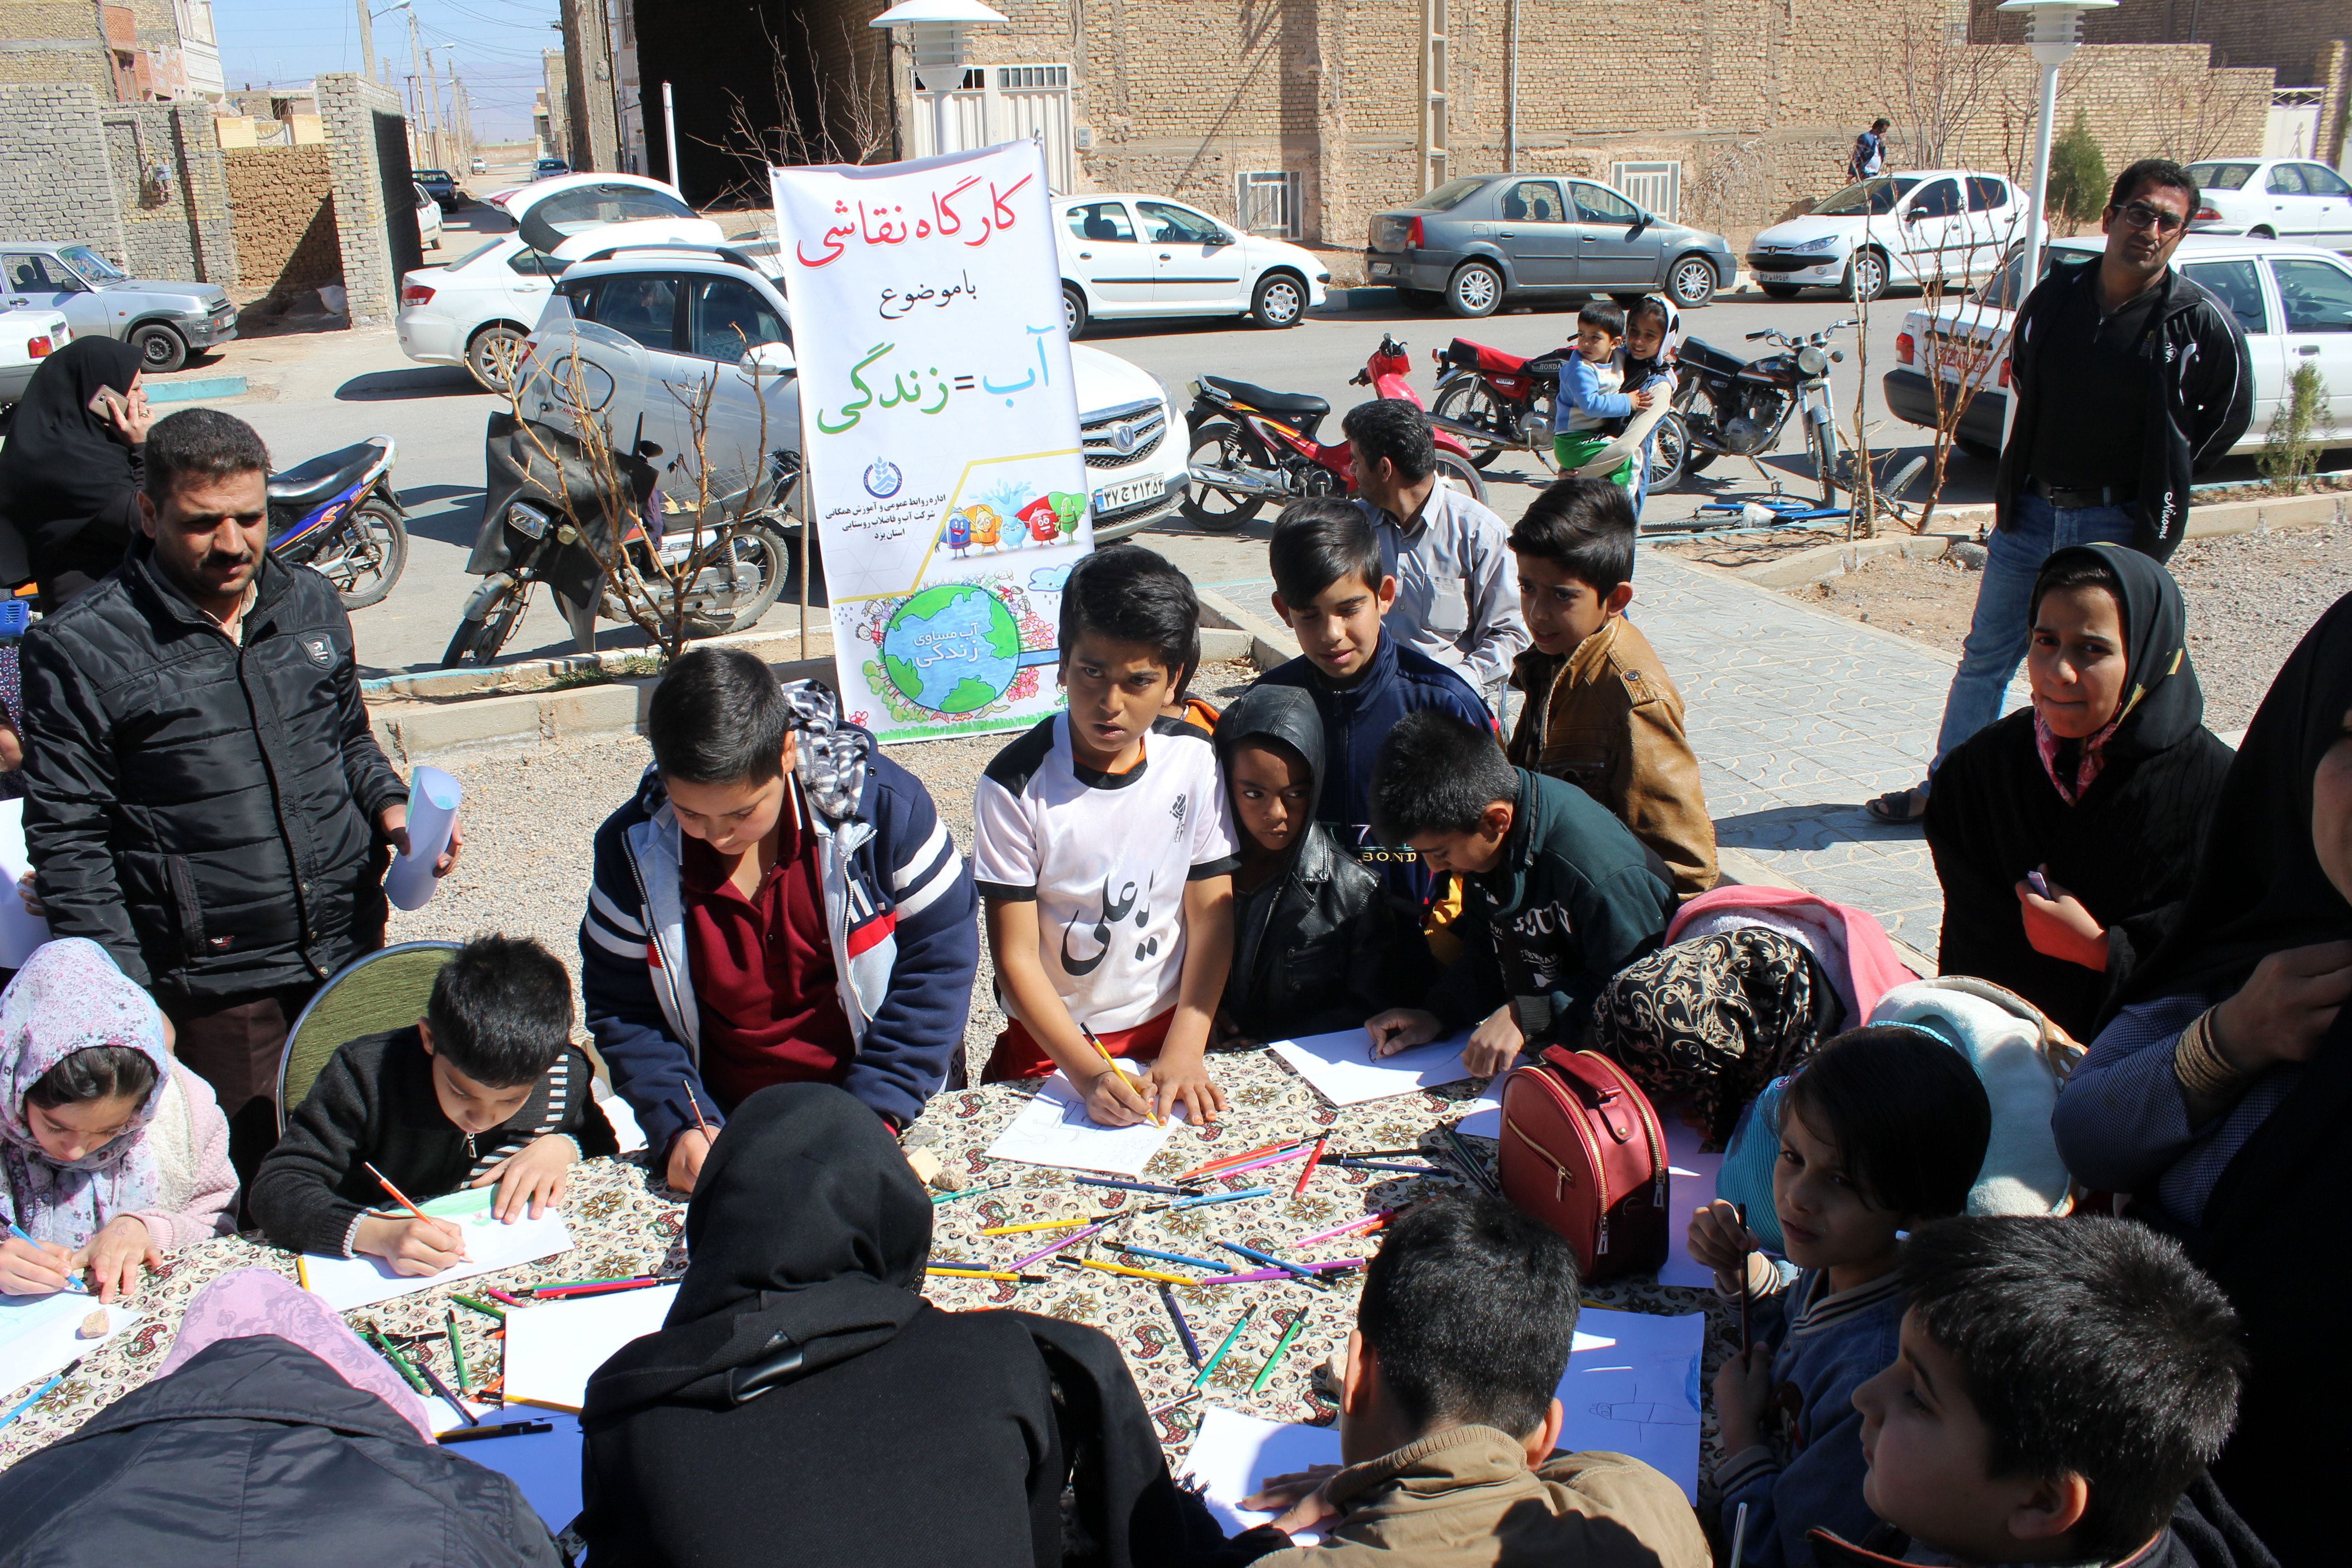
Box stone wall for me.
[0,85,236,283]
[314,73,407,326]
[224,144,341,303]
[0,83,123,254]
[0,0,113,93]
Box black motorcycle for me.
[1673,319,1854,504]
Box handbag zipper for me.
[1504,1113,1578,1202]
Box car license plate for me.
[1093,475,1163,514]
[1370,260,1396,275]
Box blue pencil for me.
[1150,1185,1273,1213]
[1218,1240,1330,1288]
[0,1359,78,1432]
[1159,1284,1205,1365]
[1329,1160,1447,1175]
[4,1223,89,1295]
[1115,1243,1232,1273]
[1074,1176,1200,1197]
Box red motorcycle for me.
[1181,333,1487,532]
[1429,335,1690,492]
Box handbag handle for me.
[1537,1048,1635,1143]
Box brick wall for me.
[315,73,406,325]
[224,144,340,302]
[0,0,113,93]
[104,102,237,282]
[0,83,124,254]
[1974,0,2351,89]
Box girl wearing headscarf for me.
[1620,294,1678,518]
[1923,543,2231,1040]
[0,938,235,1300]
[578,1082,1212,1568]
[2053,590,2352,1564]
[0,337,150,609]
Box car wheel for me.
[466,324,530,392]
[1250,272,1307,328]
[1845,250,1888,304]
[1668,256,1718,308]
[1761,282,1803,299]
[129,323,186,373]
[1063,284,1089,338]
[1447,262,1503,318]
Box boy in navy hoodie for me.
[579,648,977,1194]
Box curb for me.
[1318,286,1401,313]
[147,375,248,404]
[1196,587,1298,672]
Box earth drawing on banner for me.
[882,583,1021,715]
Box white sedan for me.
[415,183,443,251]
[0,306,70,410]
[1056,192,1329,335]
[2187,158,2352,250]
[1745,169,2026,302]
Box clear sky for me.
[210,0,559,142]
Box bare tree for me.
[1909,261,2010,530]
[703,10,897,203]
[1892,13,2012,171]
[2144,56,2263,166]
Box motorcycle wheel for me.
[316,499,408,611]
[1684,449,1718,474]
[1431,450,1489,506]
[441,574,524,668]
[1808,417,1839,506]
[686,525,794,637]
[1646,412,1690,495]
[1182,420,1267,532]
[1430,377,1511,470]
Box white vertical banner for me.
[771,142,1091,745]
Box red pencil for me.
[1175,1137,1311,1184]
[1291,1137,1328,1201]
[683,1084,713,1142]
[529,1278,666,1300]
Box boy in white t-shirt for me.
[973,546,1240,1127]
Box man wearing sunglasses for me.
[1870,157,2252,825]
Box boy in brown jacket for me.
[1504,477,1717,900]
[1200,1193,1708,1568]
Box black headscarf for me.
[2032,541,2205,769]
[583,1083,931,1419]
[0,338,143,583]
[1213,682,1327,867]
[2108,588,2352,1014]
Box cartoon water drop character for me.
[1048,490,1087,539]
[945,508,972,558]
[966,504,1002,549]
[1016,495,1059,545]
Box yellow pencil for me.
[927,1267,1029,1280]
[980,1217,1100,1236]
[1080,1023,1162,1128]
[295,1255,310,1291]
[1071,1258,1196,1286]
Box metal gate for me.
[373,110,422,283]
[1611,161,1681,222]
[909,64,1074,192]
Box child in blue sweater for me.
[1688,1026,1993,1568]
[1553,300,1656,483]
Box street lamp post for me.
[1997,0,2118,298]
[869,0,1009,160]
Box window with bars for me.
[999,64,1067,89]
[1610,161,1681,222]
[1236,170,1301,237]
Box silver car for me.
[0,242,236,372]
[1363,174,1735,317]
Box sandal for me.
[1865,786,1929,824]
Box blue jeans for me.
[1927,492,2137,779]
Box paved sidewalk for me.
[1633,548,2024,955]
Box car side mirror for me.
[744,340,796,377]
[1900,208,1921,223]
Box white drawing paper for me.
[384,765,461,911]
[1658,1119,1726,1289]
[501,1284,680,1414]
[1179,1404,1342,1545]
[296,1208,574,1313]
[1454,1093,1501,1138]
[1267,1028,1476,1107]
[0,798,50,968]
[1555,1307,1706,1501]
[0,1292,134,1397]
[983,1061,1186,1176]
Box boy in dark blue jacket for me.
[579,648,977,1193]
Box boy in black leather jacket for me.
[1212,684,1417,1045]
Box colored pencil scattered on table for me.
[1074,1176,1199,1197]
[415,1351,483,1427]
[1201,1259,1363,1284]
[1290,1211,1393,1248]
[1148,1390,1203,1419]
[1173,1139,1313,1184]
[1009,1221,1111,1271]
[1205,1143,1319,1181]
[484,1288,524,1308]
[1440,1126,1503,1198]
[1147,1186,1273,1214]
[1061,1257,1196,1286]
[931,1181,1011,1206]
[1218,1240,1330,1288]
[1194,1303,1259,1386]
[1291,1137,1328,1200]
[1327,1159,1446,1175]
[981,1217,1101,1236]
[1160,1284,1204,1365]
[927,1266,1045,1282]
[1112,1243,1231,1273]
[1251,1306,1310,1394]
[445,1308,470,1394]
[0,1361,77,1431]
[439,1420,553,1444]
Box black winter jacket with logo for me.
[19,541,407,1000]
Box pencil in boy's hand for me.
[683,1083,713,1142]
[1735,1202,1752,1356]
[364,1161,466,1259]
[1080,1022,1162,1127]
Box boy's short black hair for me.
[2109,157,2199,218]
[1059,544,1200,698]
[1576,300,1625,338]
[1778,1025,1989,1220]
[25,1047,158,1111]
[647,646,794,786]
[1269,498,1384,608]
[1903,1216,2244,1561]
[425,934,575,1089]
[2029,552,2124,624]
[1340,398,1436,484]
[1371,709,1515,842]
[144,408,270,504]
[1509,478,1637,599]
[1357,1192,1580,1437]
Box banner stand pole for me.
[798,511,812,662]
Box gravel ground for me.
[1785,524,2352,732]
[382,660,1265,1066]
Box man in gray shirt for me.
[1344,399,1528,717]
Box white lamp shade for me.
[869,0,1009,26]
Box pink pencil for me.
[1290,1210,1394,1249]
[1209,1143,1319,1181]
[1009,1222,1109,1272]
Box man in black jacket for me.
[20,409,455,1184]
[1871,157,2254,824]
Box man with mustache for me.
[18,409,457,1191]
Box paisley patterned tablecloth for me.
[0,1054,1732,1498]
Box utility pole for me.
[445,51,466,169]
[557,0,619,171]
[356,0,375,83]
[407,9,436,166]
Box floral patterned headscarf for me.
[160,1268,438,1441]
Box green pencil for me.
[527,1275,641,1292]
[1193,1303,1259,1387]
[1251,1306,1310,1395]
[931,1181,1011,1207]
[360,1322,428,1395]
[445,1308,470,1395]
[451,1294,507,1321]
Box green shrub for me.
[2259,362,2335,495]
[2046,111,2108,229]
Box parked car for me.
[1884,233,2352,460]
[397,173,729,390]
[0,306,70,415]
[415,182,444,250]
[1363,173,1735,317]
[0,242,235,372]
[533,157,571,180]
[522,241,1189,541]
[413,168,461,210]
[2185,158,2352,249]
[1054,193,1329,335]
[1746,170,2026,303]
[471,156,487,174]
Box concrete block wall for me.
[0,1,113,93]
[314,72,404,325]
[104,102,236,283]
[224,144,340,302]
[0,83,125,255]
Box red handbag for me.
[1497,1048,1670,1280]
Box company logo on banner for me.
[772,141,1089,746]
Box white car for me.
[1884,234,2352,459]
[521,242,1189,541]
[0,306,70,411]
[1056,192,1330,335]
[414,183,443,251]
[1745,169,2026,303]
[2186,159,2352,249]
[397,172,726,390]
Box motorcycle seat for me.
[269,438,387,508]
[1444,338,1529,375]
[1203,375,1328,421]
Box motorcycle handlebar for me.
[1746,329,1772,340]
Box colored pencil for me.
[1729,1502,1752,1567]
[451,1294,507,1321]
[446,1308,470,1394]
[415,1352,483,1426]
[684,1083,713,1143]
[1062,1257,1196,1286]
[0,1360,76,1431]
[484,1288,524,1307]
[1147,1186,1273,1214]
[1251,1306,1310,1394]
[4,1222,90,1295]
[1327,1160,1446,1175]
[527,1275,648,1291]
[1194,1303,1259,1386]
[1290,1211,1393,1248]
[1113,1243,1230,1273]
[529,1278,669,1301]
[1323,1148,1421,1161]
[439,1419,554,1444]
[1175,1138,1313,1183]
[1440,1126,1502,1198]
[1073,1176,1199,1197]
[1290,1137,1328,1200]
[1009,1221,1109,1272]
[1078,1022,1161,1127]
[1218,1240,1329,1288]
[926,1266,1044,1281]
[1200,1259,1364,1284]
[931,1181,1011,1206]
[1207,1144,1318,1181]
[1148,1390,1204,1419]
[365,1163,467,1259]
[1159,1284,1204,1365]
[980,1217,1101,1236]
[362,1324,429,1395]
